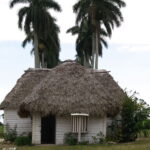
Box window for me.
[71,113,89,133]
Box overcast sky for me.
[0,0,150,121]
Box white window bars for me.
[71,113,89,142]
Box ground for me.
[0,138,150,150]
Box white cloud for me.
[110,0,150,44]
[116,45,150,52]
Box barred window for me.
[71,113,89,133]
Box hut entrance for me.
[41,115,56,144]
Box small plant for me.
[15,136,32,146]
[92,131,106,144]
[64,132,77,145]
[78,141,89,145]
[106,118,122,142]
[4,124,17,142]
[0,125,4,138]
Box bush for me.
[121,92,150,142]
[15,136,32,146]
[106,119,122,142]
[78,141,89,145]
[64,132,78,145]
[92,132,106,144]
[0,125,4,138]
[4,124,17,142]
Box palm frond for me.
[40,0,62,12]
[18,7,29,29]
[10,0,30,8]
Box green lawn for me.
[0,138,150,150]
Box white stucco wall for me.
[4,110,107,145]
[56,116,72,144]
[4,109,32,136]
[83,117,107,143]
[55,116,107,144]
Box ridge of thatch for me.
[19,61,125,117]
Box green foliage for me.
[92,132,106,144]
[78,141,89,145]
[137,120,150,137]
[121,92,150,142]
[10,0,61,68]
[64,132,78,145]
[70,0,126,69]
[0,125,4,138]
[4,124,17,142]
[67,18,108,67]
[107,119,122,142]
[15,136,32,146]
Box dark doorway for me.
[41,115,56,144]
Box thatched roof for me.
[0,69,49,109]
[0,61,125,117]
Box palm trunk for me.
[92,32,95,69]
[83,52,90,68]
[34,32,40,68]
[95,25,99,69]
[41,51,45,68]
[91,4,96,69]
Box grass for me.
[0,138,150,150]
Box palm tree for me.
[67,18,108,67]
[10,0,61,68]
[22,19,60,68]
[73,0,126,69]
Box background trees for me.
[10,0,61,68]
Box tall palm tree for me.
[22,19,60,68]
[10,0,61,68]
[67,18,108,67]
[73,0,126,69]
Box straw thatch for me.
[0,69,50,109]
[0,60,125,117]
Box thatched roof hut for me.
[0,61,125,117]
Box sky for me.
[0,0,150,122]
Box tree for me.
[67,17,108,67]
[73,0,126,69]
[10,0,61,68]
[121,92,150,142]
[22,19,60,68]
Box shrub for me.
[92,132,106,144]
[106,118,122,142]
[15,136,32,146]
[4,124,17,142]
[64,132,77,145]
[78,141,89,145]
[121,92,150,142]
[0,125,4,138]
